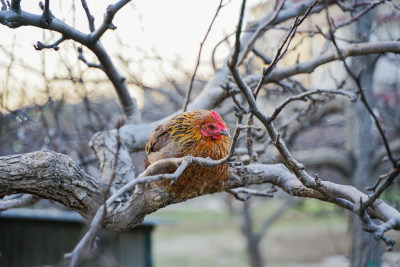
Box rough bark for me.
[0,151,104,219]
[1,151,399,233]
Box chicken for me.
[145,110,231,199]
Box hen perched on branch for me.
[145,110,231,199]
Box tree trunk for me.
[346,3,382,266]
[242,201,264,267]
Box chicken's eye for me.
[208,124,215,130]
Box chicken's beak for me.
[220,129,230,137]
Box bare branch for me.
[0,194,39,210]
[1,149,400,244]
[66,124,125,267]
[40,0,52,26]
[238,0,285,65]
[226,0,400,249]
[362,168,400,210]
[88,0,130,42]
[0,0,141,123]
[77,46,103,70]
[228,0,317,188]
[269,89,357,122]
[65,156,194,266]
[80,0,95,32]
[256,0,319,94]
[182,0,224,112]
[34,36,65,51]
[332,0,384,32]
[328,23,397,169]
[0,151,104,219]
[228,187,276,201]
[242,41,400,87]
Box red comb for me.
[210,110,225,127]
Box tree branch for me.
[238,0,285,65]
[0,1,141,123]
[0,194,39,210]
[1,150,400,242]
[227,0,400,249]
[80,0,95,32]
[0,151,104,219]
[33,36,66,51]
[88,0,130,42]
[242,41,400,87]
[182,0,225,112]
[269,88,357,122]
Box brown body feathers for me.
[145,110,231,199]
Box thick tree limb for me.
[0,151,104,219]
[89,126,136,193]
[1,150,400,236]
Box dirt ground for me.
[148,195,400,267]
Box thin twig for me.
[326,10,397,168]
[34,36,65,51]
[89,0,130,43]
[332,0,384,32]
[358,207,396,250]
[325,5,400,233]
[78,46,103,70]
[256,0,320,97]
[211,32,234,71]
[228,0,320,189]
[65,148,241,266]
[81,0,95,32]
[245,114,257,161]
[269,89,357,122]
[244,67,269,162]
[238,0,285,65]
[362,168,400,210]
[228,87,250,114]
[182,0,225,112]
[226,108,244,160]
[228,187,276,201]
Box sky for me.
[0,0,258,111]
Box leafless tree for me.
[1,0,400,266]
